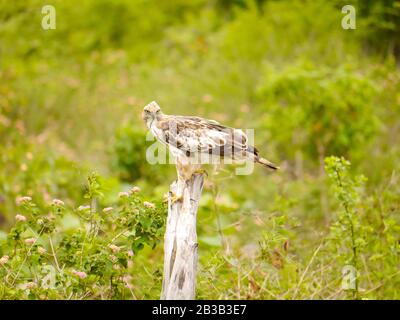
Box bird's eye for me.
[144,110,150,114]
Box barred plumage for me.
[142,101,279,180]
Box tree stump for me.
[161,173,204,300]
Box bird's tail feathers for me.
[256,157,280,170]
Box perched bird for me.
[142,101,278,189]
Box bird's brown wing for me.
[156,115,248,158]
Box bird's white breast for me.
[149,122,163,142]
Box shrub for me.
[257,64,380,172]
[0,173,166,299]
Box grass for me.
[0,0,399,299]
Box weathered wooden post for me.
[161,173,204,300]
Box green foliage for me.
[0,174,166,299]
[111,124,172,183]
[350,0,400,58]
[323,156,399,300]
[84,172,104,201]
[0,0,399,300]
[0,91,86,227]
[257,64,380,168]
[325,156,365,299]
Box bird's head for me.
[142,101,163,126]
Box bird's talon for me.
[169,192,183,204]
[193,169,208,176]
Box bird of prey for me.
[142,101,278,187]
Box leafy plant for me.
[111,124,172,184]
[0,173,166,299]
[257,64,380,172]
[325,156,367,299]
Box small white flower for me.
[16,196,32,206]
[24,238,36,245]
[37,247,47,255]
[72,270,87,279]
[143,201,155,209]
[52,199,65,206]
[102,207,113,213]
[118,191,129,198]
[15,214,27,222]
[0,255,9,265]
[108,244,120,253]
[110,255,118,263]
[129,186,141,194]
[78,205,90,211]
[122,275,132,282]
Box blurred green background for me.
[0,0,399,299]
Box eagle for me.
[142,101,279,174]
[142,101,278,200]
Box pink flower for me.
[118,191,129,198]
[102,207,113,213]
[0,255,9,265]
[127,260,134,268]
[143,201,155,209]
[72,270,87,279]
[52,199,65,206]
[110,255,118,263]
[16,196,32,206]
[127,250,134,257]
[129,186,141,194]
[37,247,47,254]
[122,275,132,282]
[15,214,27,222]
[108,244,120,253]
[78,205,90,211]
[24,238,36,245]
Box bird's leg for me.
[169,191,183,204]
[170,159,188,204]
[171,158,205,205]
[170,176,187,204]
